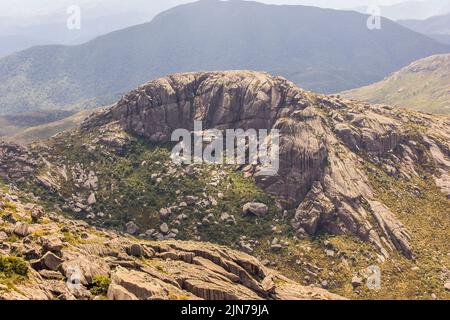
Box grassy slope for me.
[251,159,449,300]
[0,183,29,290]
[27,131,278,246]
[0,110,76,137]
[6,109,94,144]
[341,54,450,115]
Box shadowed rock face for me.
[81,71,450,260]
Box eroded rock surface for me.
[80,71,450,258]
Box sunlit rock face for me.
[81,70,450,259]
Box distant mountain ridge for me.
[398,13,450,45]
[4,109,94,144]
[353,0,450,20]
[0,110,76,137]
[0,0,194,57]
[399,13,450,34]
[0,0,449,115]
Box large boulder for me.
[107,283,138,300]
[108,267,178,300]
[242,203,269,218]
[126,244,154,258]
[61,255,110,285]
[159,223,170,235]
[13,222,30,237]
[40,236,64,254]
[31,252,64,271]
[125,221,139,235]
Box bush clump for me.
[0,256,29,277]
[90,275,111,296]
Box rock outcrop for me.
[0,141,37,181]
[1,71,449,300]
[79,71,449,259]
[1,71,449,261]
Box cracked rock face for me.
[81,71,449,259]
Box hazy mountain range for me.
[398,13,450,44]
[354,0,450,20]
[0,0,194,58]
[1,0,447,58]
[2,51,448,142]
[0,0,449,302]
[0,0,448,116]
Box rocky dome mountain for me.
[1,71,449,299]
[1,0,449,116]
[342,54,450,115]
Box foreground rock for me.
[0,190,342,300]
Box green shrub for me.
[90,275,111,296]
[0,256,29,277]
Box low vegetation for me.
[89,275,111,296]
[0,256,28,277]
[27,131,277,246]
[16,126,447,300]
[0,256,29,290]
[342,54,450,115]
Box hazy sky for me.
[0,0,446,35]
